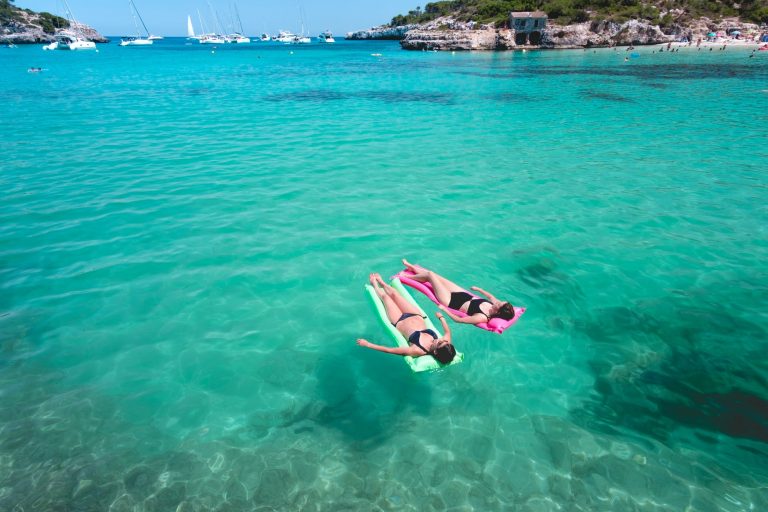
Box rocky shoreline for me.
[348,16,763,51]
[0,8,107,44]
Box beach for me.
[1,38,767,510]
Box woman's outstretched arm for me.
[470,285,499,303]
[356,339,422,357]
[435,312,452,342]
[437,305,484,325]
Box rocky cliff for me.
[351,15,763,51]
[346,24,419,40]
[0,6,107,44]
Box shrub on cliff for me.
[0,0,20,24]
[388,0,768,27]
[38,12,69,34]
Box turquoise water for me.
[1,38,767,510]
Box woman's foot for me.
[369,273,385,297]
[402,258,420,273]
[373,273,394,295]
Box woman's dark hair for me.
[433,344,456,365]
[492,302,516,321]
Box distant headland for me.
[0,0,108,44]
[347,0,768,50]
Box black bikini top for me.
[466,298,491,319]
[408,329,437,353]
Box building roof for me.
[510,11,548,19]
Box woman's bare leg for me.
[370,273,403,325]
[374,274,421,316]
[402,259,466,306]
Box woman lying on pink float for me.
[398,259,524,333]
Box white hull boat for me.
[59,37,96,50]
[47,0,96,51]
[121,0,154,48]
[120,37,152,46]
[200,35,225,44]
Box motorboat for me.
[275,30,297,43]
[260,33,271,42]
[291,35,312,44]
[317,31,335,43]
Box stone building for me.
[510,11,547,45]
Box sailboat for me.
[225,4,250,43]
[120,0,153,46]
[47,0,96,50]
[186,15,200,40]
[290,4,311,44]
[199,3,225,44]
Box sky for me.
[17,0,421,36]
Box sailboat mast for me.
[234,3,245,35]
[61,0,83,38]
[197,9,208,35]
[129,0,140,36]
[130,0,151,37]
[208,2,223,35]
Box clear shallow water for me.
[1,38,767,510]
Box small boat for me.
[291,35,311,44]
[119,0,153,46]
[260,33,271,42]
[317,31,335,43]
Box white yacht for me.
[119,0,153,46]
[291,35,311,44]
[318,31,335,43]
[260,33,271,42]
[275,30,296,43]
